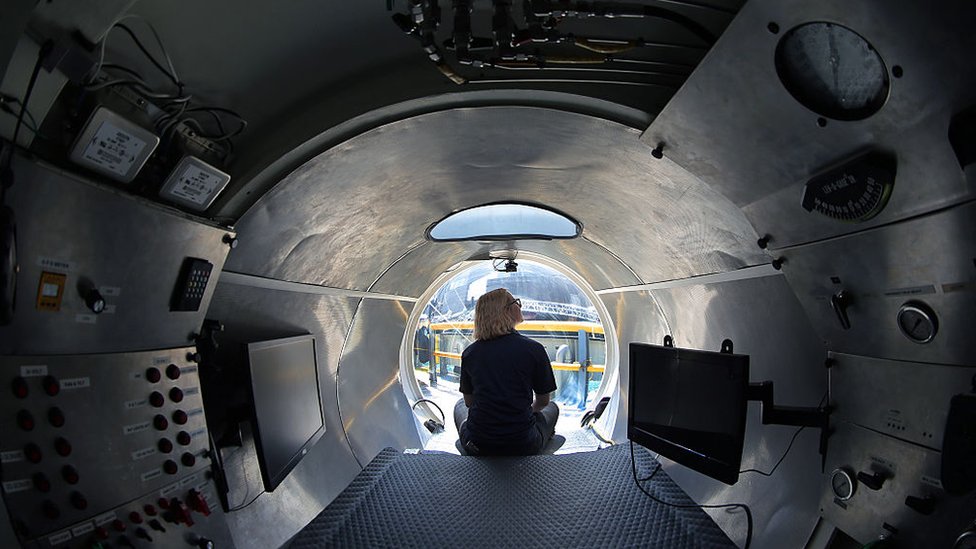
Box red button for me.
[153,414,169,431]
[146,367,161,383]
[176,431,191,446]
[62,465,79,484]
[129,511,143,524]
[181,452,196,467]
[42,376,60,396]
[143,504,157,516]
[149,391,165,407]
[17,410,35,431]
[95,526,110,539]
[24,443,42,463]
[54,437,72,457]
[166,364,181,380]
[112,519,126,531]
[33,473,51,493]
[12,377,28,398]
[70,491,87,510]
[42,501,60,519]
[172,410,188,425]
[48,407,65,427]
[158,438,173,454]
[157,497,170,509]
[169,387,184,403]
[163,460,178,475]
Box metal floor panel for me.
[290,445,736,549]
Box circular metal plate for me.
[775,22,889,120]
[897,301,939,344]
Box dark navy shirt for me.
[459,331,557,452]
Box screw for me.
[771,257,785,270]
[757,235,771,249]
[222,234,238,249]
[651,142,664,159]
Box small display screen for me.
[41,283,61,297]
[628,343,749,485]
[246,335,326,491]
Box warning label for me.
[169,164,224,205]
[82,122,147,176]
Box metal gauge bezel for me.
[897,301,939,344]
[830,468,856,500]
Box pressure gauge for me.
[954,528,976,549]
[897,301,938,344]
[830,468,856,500]
[775,22,889,121]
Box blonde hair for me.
[473,288,517,340]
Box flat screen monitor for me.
[628,342,749,485]
[246,334,326,492]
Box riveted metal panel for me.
[643,0,976,249]
[204,281,363,549]
[226,107,767,294]
[828,353,976,451]
[777,201,976,366]
[337,298,422,466]
[626,275,828,549]
[2,156,233,355]
[820,422,976,547]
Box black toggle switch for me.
[904,495,936,515]
[830,290,852,330]
[857,471,887,491]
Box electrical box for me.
[158,156,231,212]
[68,106,159,183]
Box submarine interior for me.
[1,0,975,548]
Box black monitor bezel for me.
[628,342,749,486]
[245,334,326,492]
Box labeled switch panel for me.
[0,347,234,547]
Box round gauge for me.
[775,22,889,120]
[897,301,939,344]
[830,468,856,500]
[954,529,976,549]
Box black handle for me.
[857,470,886,491]
[831,291,851,330]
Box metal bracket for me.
[747,381,832,470]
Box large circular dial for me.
[776,22,889,120]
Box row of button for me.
[16,407,65,430]
[41,491,89,518]
[23,438,74,463]
[149,387,184,407]
[153,410,190,430]
[11,376,65,398]
[31,466,80,492]
[145,365,182,383]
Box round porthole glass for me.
[775,22,889,121]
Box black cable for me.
[227,490,265,512]
[637,460,661,482]
[738,392,828,477]
[412,398,446,425]
[114,23,182,90]
[2,40,52,203]
[630,441,753,549]
[739,426,805,477]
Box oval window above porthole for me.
[426,202,582,242]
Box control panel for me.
[1,347,234,548]
[821,353,976,547]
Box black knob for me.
[172,409,188,425]
[146,367,161,383]
[856,471,886,491]
[24,443,42,464]
[169,387,184,403]
[17,409,34,431]
[33,472,51,493]
[42,375,60,396]
[158,438,173,453]
[181,452,196,467]
[176,431,192,446]
[70,491,88,510]
[48,406,65,427]
[904,495,936,515]
[42,500,60,519]
[84,288,105,314]
[154,414,169,430]
[163,459,178,475]
[149,391,165,407]
[196,537,215,549]
[61,465,79,484]
[166,364,181,380]
[11,376,28,398]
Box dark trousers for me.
[454,397,559,455]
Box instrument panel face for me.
[0,347,234,548]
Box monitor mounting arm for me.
[746,381,831,470]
